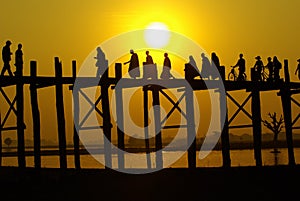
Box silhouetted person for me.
[232,53,246,81]
[1,40,13,76]
[273,56,282,81]
[124,49,140,79]
[143,50,157,79]
[14,43,23,76]
[145,50,154,65]
[211,52,220,79]
[185,55,201,80]
[295,59,300,80]
[201,53,211,79]
[188,55,197,68]
[253,56,264,81]
[94,47,108,77]
[160,53,173,79]
[265,57,273,81]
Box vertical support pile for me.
[185,88,196,169]
[220,91,231,167]
[280,59,295,165]
[143,86,151,169]
[115,63,125,169]
[101,69,112,169]
[0,115,2,166]
[55,57,67,169]
[251,84,262,167]
[16,59,26,168]
[152,86,163,169]
[30,61,41,168]
[72,60,81,169]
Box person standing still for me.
[14,43,23,76]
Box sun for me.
[144,22,170,48]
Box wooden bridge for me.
[0,57,300,170]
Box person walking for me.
[124,49,140,79]
[1,40,13,76]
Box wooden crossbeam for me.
[291,97,300,108]
[1,96,17,128]
[292,113,300,127]
[229,124,253,129]
[0,88,18,114]
[227,92,252,125]
[78,89,103,128]
[163,125,188,129]
[160,90,187,126]
[79,126,104,130]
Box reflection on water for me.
[2,148,300,169]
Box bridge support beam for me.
[251,87,262,167]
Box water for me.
[2,148,300,169]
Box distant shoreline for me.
[1,140,299,157]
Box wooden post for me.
[115,63,125,169]
[143,86,151,169]
[55,57,67,169]
[72,60,81,169]
[115,63,122,82]
[185,88,196,169]
[220,91,231,167]
[281,59,295,165]
[16,59,26,168]
[0,114,2,167]
[30,61,41,168]
[152,86,163,169]
[251,87,262,166]
[101,83,112,169]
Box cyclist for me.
[232,53,246,81]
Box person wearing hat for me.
[295,59,300,80]
[253,56,264,81]
[124,49,140,79]
[1,40,14,76]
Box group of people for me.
[1,40,23,76]
[252,55,282,82]
[123,49,173,79]
[231,54,284,82]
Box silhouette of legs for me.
[1,63,14,76]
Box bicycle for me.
[261,68,269,82]
[228,66,247,81]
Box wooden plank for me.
[55,57,67,169]
[30,61,41,168]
